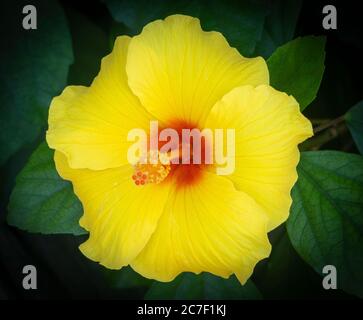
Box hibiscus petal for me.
[205,85,313,231]
[131,170,271,284]
[47,36,152,170]
[126,14,268,127]
[54,151,171,268]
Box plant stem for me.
[313,115,345,134]
[301,121,348,151]
[310,118,332,125]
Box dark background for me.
[0,0,362,299]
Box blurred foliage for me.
[104,0,267,56]
[0,0,73,165]
[254,0,302,58]
[345,101,363,154]
[65,7,110,86]
[0,0,362,299]
[145,273,262,300]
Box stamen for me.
[132,151,171,186]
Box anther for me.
[132,151,171,186]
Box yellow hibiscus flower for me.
[46,14,313,284]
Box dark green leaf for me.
[254,0,302,58]
[109,21,131,50]
[287,151,363,297]
[345,100,363,154]
[7,142,85,235]
[0,0,73,165]
[104,0,267,56]
[145,273,262,300]
[103,0,172,32]
[267,36,326,110]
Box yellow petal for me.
[131,170,271,284]
[126,14,269,127]
[47,36,152,170]
[54,151,171,269]
[205,85,313,231]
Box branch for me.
[313,115,345,134]
[300,121,348,151]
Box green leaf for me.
[0,0,73,165]
[287,151,363,298]
[7,142,85,235]
[103,0,172,32]
[145,273,262,300]
[254,0,302,58]
[267,36,326,110]
[104,0,267,56]
[345,100,363,154]
[196,0,268,56]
